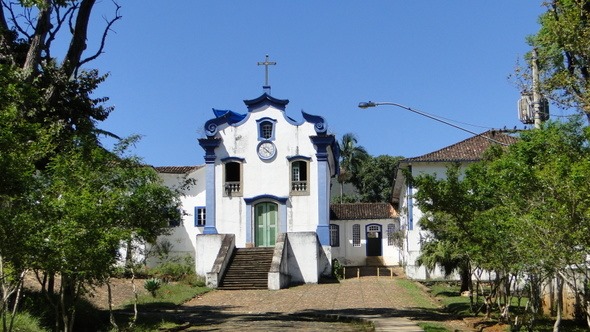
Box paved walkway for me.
[172,272,447,331]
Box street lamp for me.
[358,101,508,146]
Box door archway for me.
[254,202,278,247]
[366,224,382,256]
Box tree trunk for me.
[107,278,118,330]
[62,0,96,78]
[553,275,563,332]
[459,265,471,293]
[22,0,52,76]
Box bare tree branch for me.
[62,0,95,78]
[44,2,77,61]
[78,1,121,70]
[4,1,30,40]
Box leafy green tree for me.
[31,138,182,331]
[415,120,590,329]
[527,0,590,120]
[337,133,369,203]
[412,164,474,293]
[354,155,402,203]
[0,2,187,331]
[483,120,590,330]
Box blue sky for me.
[86,1,550,166]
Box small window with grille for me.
[352,224,361,247]
[195,207,206,227]
[329,224,340,247]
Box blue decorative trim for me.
[310,135,335,161]
[244,196,289,244]
[407,165,414,231]
[302,111,327,134]
[198,138,221,163]
[256,117,277,141]
[220,156,245,163]
[203,161,217,234]
[194,206,206,227]
[316,152,330,246]
[212,109,247,124]
[244,194,289,205]
[244,93,289,112]
[286,155,312,162]
[365,223,382,232]
[316,224,330,246]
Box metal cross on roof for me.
[257,54,276,87]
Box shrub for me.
[332,259,344,280]
[149,255,195,282]
[144,278,162,297]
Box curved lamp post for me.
[358,101,508,146]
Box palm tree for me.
[337,133,369,203]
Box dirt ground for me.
[23,273,147,310]
[22,272,508,331]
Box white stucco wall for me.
[330,219,402,266]
[398,162,469,280]
[147,167,206,266]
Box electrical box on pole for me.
[518,48,549,127]
[518,93,549,124]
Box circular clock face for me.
[257,141,276,160]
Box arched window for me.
[352,224,361,247]
[329,224,340,247]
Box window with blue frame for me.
[194,207,206,227]
[256,118,277,140]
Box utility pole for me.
[532,48,542,129]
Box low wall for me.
[195,233,235,288]
[268,233,290,290]
[286,232,331,284]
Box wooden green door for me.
[255,202,278,247]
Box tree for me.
[337,133,369,203]
[0,2,185,331]
[354,155,402,203]
[412,164,474,293]
[415,120,590,329]
[0,63,52,332]
[483,119,590,330]
[527,0,590,121]
[0,0,121,151]
[31,137,182,331]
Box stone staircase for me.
[218,247,274,290]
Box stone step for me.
[219,247,274,290]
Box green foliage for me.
[149,260,194,283]
[143,278,162,297]
[332,259,344,280]
[414,119,590,328]
[5,311,49,332]
[354,155,403,202]
[125,284,209,310]
[525,0,590,118]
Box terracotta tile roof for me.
[330,203,398,220]
[154,165,204,174]
[404,130,518,163]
